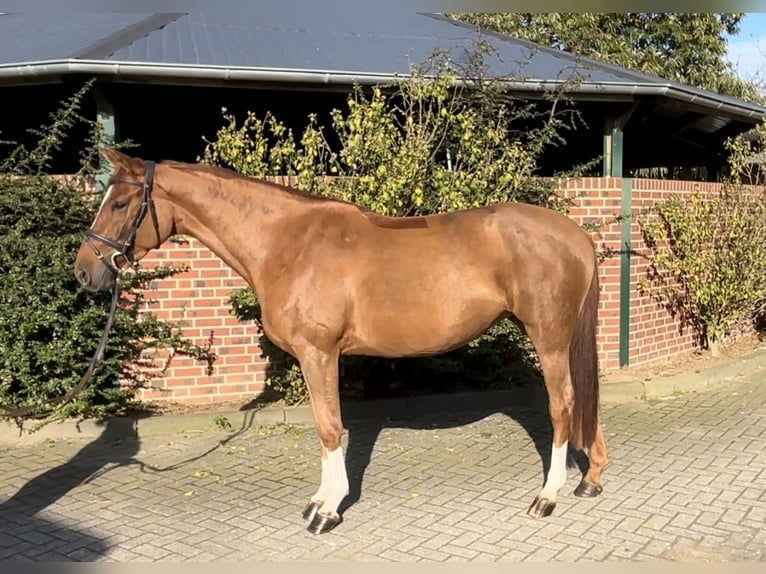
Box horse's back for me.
[358,202,595,280]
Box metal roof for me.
[0,9,763,123]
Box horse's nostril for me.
[76,267,91,287]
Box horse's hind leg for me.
[575,414,607,498]
[525,347,574,518]
[295,346,349,535]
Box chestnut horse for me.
[74,148,608,535]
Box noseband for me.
[82,161,160,274]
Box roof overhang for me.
[1,59,763,125]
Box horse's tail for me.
[568,260,600,450]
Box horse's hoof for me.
[574,480,603,498]
[527,496,556,518]
[302,501,321,522]
[307,512,342,535]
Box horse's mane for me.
[160,160,345,204]
[159,160,427,228]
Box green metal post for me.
[619,177,632,368]
[609,125,631,367]
[602,118,613,177]
[93,83,118,192]
[604,109,635,368]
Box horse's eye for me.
[112,201,128,211]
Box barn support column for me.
[94,82,119,192]
[603,110,634,368]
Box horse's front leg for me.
[295,345,348,535]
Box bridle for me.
[82,160,160,273]
[0,161,160,421]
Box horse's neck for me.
[164,171,296,289]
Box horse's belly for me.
[340,296,507,357]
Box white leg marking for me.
[317,446,349,518]
[539,441,569,500]
[310,451,331,504]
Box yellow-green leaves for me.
[203,48,564,219]
[640,184,766,348]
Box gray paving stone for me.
[2,373,766,561]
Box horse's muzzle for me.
[75,261,115,292]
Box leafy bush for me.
[639,122,766,353]
[203,50,574,214]
[205,48,582,403]
[0,84,213,421]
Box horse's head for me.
[74,148,172,292]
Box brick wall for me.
[138,242,268,404]
[130,177,754,404]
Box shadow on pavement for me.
[0,418,140,561]
[338,383,590,516]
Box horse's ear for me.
[99,147,144,173]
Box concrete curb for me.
[601,346,766,402]
[3,347,765,447]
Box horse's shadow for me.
[336,383,590,515]
[0,418,141,561]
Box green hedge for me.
[0,84,213,422]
